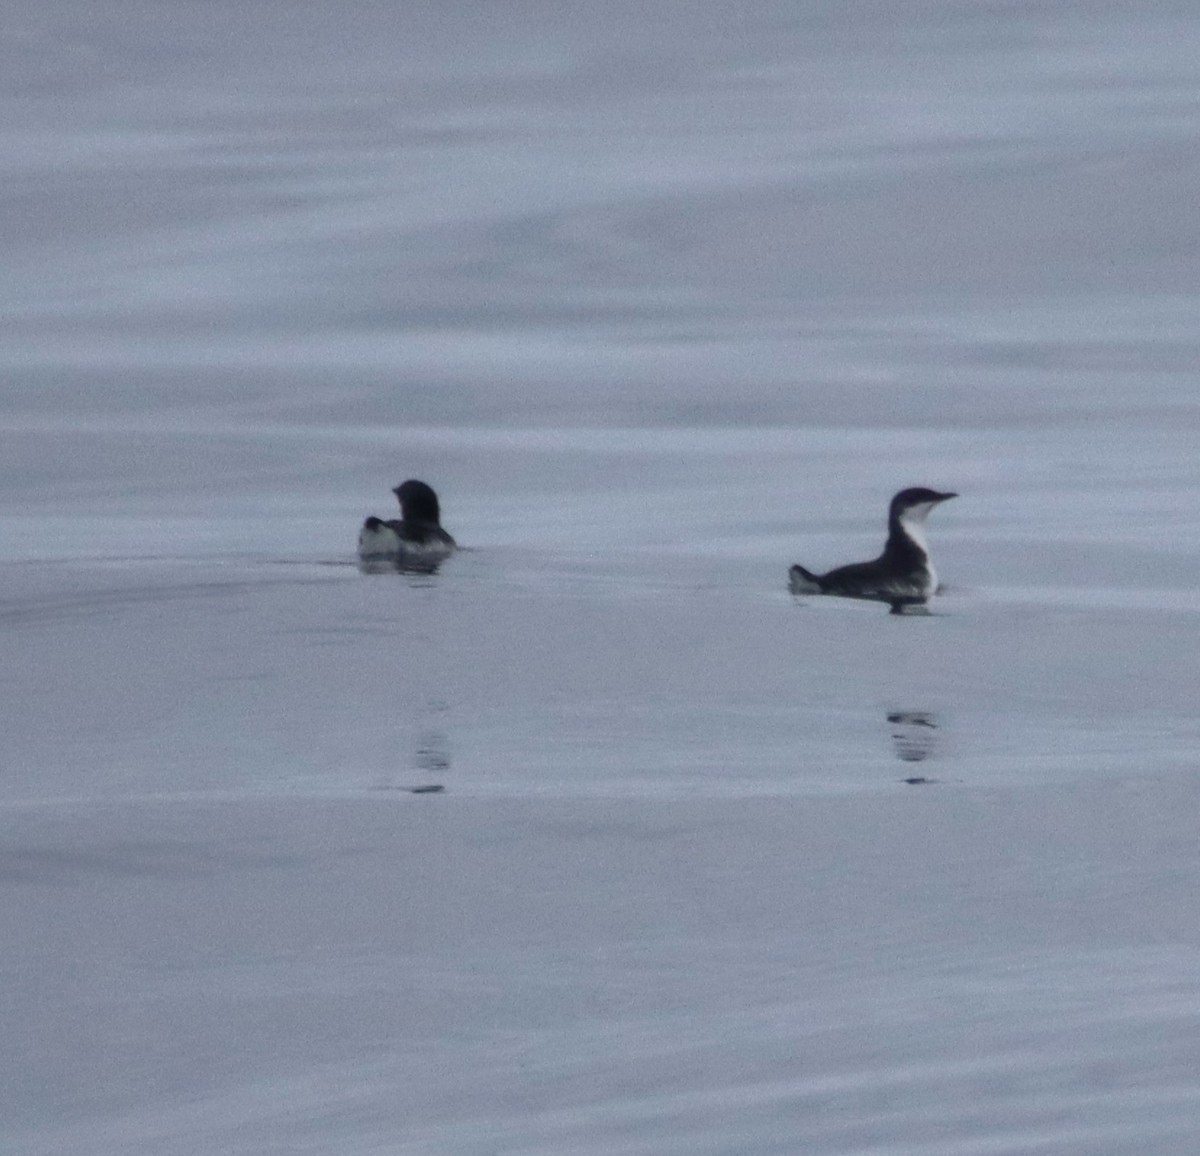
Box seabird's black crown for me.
[392,479,442,526]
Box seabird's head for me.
[890,487,957,524]
[393,479,442,526]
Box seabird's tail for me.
[788,564,822,596]
[358,516,402,558]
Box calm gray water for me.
[3,3,1200,1152]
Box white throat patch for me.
[897,503,936,555]
[897,503,940,595]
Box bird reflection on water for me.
[888,710,938,765]
[357,557,449,577]
[415,729,451,774]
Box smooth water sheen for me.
[3,3,1200,1152]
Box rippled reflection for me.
[888,710,938,763]
[357,558,447,577]
[415,728,451,774]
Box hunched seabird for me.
[358,479,457,571]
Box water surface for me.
[3,2,1200,1152]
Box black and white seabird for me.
[358,479,457,571]
[788,487,957,613]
